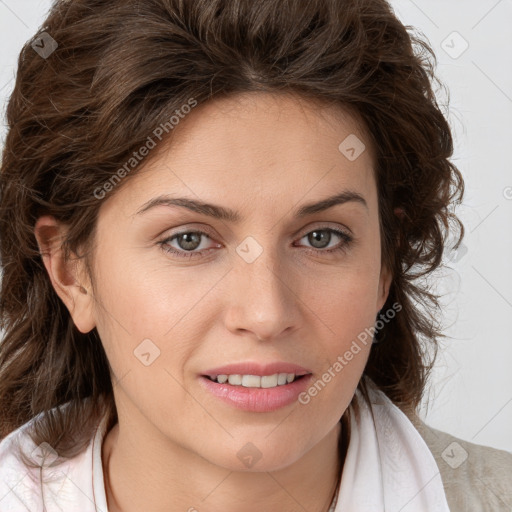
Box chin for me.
[207,439,308,473]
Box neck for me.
[102,415,346,512]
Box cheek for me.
[91,260,205,424]
[93,246,180,331]
[299,279,376,414]
[92,252,215,376]
[301,268,379,381]
[306,269,379,326]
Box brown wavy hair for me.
[0,0,464,467]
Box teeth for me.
[212,373,299,388]
[277,373,287,385]
[228,374,242,385]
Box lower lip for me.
[198,375,313,412]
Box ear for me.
[377,262,392,313]
[374,206,404,312]
[34,215,96,334]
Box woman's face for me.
[77,91,391,470]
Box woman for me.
[0,0,510,511]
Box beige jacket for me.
[400,408,512,511]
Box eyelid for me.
[161,223,218,240]
[295,221,353,238]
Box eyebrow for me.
[135,190,368,222]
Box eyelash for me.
[158,227,353,260]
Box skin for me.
[34,91,392,512]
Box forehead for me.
[102,91,377,217]
[170,91,373,156]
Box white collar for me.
[332,378,451,511]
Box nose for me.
[223,251,301,342]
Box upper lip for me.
[201,362,312,378]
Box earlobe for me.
[34,215,96,334]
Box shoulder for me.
[0,417,46,510]
[0,411,104,512]
[402,408,512,512]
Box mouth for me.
[198,373,313,412]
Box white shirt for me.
[0,408,109,511]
